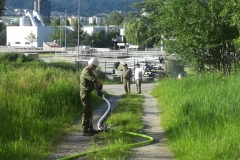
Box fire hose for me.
[58,92,154,160]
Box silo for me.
[34,1,38,12]
[19,17,31,26]
[38,0,41,13]
[164,60,184,74]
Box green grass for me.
[87,94,144,160]
[152,73,240,160]
[4,53,240,159]
[38,53,55,57]
[0,60,104,160]
[1,16,21,20]
[0,53,144,159]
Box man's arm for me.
[95,79,102,89]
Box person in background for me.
[121,63,132,93]
[80,57,103,136]
[113,61,120,75]
[114,61,120,69]
[135,63,145,95]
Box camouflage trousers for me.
[123,80,131,93]
[80,90,94,132]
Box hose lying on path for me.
[58,94,154,160]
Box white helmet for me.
[88,58,99,66]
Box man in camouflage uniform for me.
[80,58,103,136]
[121,64,132,93]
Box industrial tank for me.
[19,17,31,26]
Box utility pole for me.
[65,9,67,51]
[59,14,61,47]
[77,0,80,59]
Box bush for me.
[0,52,35,63]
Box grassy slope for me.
[0,61,104,159]
[152,73,240,160]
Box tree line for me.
[0,0,6,45]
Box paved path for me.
[46,83,175,159]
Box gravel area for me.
[45,83,175,160]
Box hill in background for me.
[5,0,142,16]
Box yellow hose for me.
[58,131,153,160]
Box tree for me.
[125,20,148,48]
[25,32,38,48]
[0,0,6,46]
[104,11,124,26]
[48,19,60,43]
[0,0,6,17]
[104,31,120,48]
[0,22,6,45]
[80,31,120,48]
[126,0,240,75]
[67,20,84,47]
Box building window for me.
[25,42,31,44]
[15,42,20,44]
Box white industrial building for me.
[7,10,55,48]
[6,10,122,48]
[88,16,102,25]
[7,26,54,48]
[83,26,105,35]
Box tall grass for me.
[0,53,135,159]
[152,73,240,159]
[0,64,82,159]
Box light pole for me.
[77,0,80,59]
[59,14,61,47]
[125,43,129,54]
[91,39,94,48]
[65,9,67,51]
[112,38,116,50]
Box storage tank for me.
[164,60,184,73]
[19,17,31,26]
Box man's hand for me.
[95,79,102,88]
[98,85,103,90]
[97,90,103,97]
[96,84,103,97]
